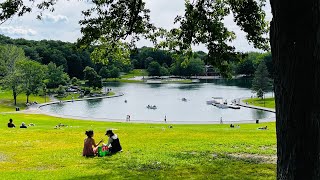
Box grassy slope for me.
[103,69,148,83]
[121,69,148,79]
[0,113,276,179]
[0,90,46,112]
[243,98,275,109]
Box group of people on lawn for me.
[7,119,27,128]
[83,129,122,157]
[8,119,122,157]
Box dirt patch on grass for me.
[0,152,8,162]
[228,153,276,164]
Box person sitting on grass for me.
[104,129,122,154]
[20,122,27,128]
[258,126,268,130]
[7,119,15,128]
[83,130,103,157]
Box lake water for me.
[40,79,275,123]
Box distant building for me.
[205,65,220,76]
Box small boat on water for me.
[206,97,223,105]
[147,105,157,109]
[182,98,187,102]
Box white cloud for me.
[1,0,272,52]
[41,13,69,23]
[0,26,37,36]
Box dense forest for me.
[0,35,273,79]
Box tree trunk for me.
[27,94,29,103]
[270,0,320,179]
[13,89,17,106]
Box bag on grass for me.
[98,146,110,157]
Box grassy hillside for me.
[0,90,46,112]
[0,113,276,179]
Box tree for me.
[160,66,170,76]
[252,61,272,98]
[109,67,120,79]
[83,66,102,88]
[99,66,110,79]
[187,58,205,76]
[147,61,161,76]
[71,77,80,86]
[2,0,318,178]
[46,62,69,88]
[16,59,46,103]
[57,85,66,97]
[0,45,26,105]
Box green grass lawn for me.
[56,93,81,101]
[0,113,276,179]
[0,90,47,112]
[121,69,148,79]
[243,98,275,109]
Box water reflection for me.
[203,78,253,89]
[252,110,267,120]
[176,84,202,90]
[41,80,275,122]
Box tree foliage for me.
[45,62,69,88]
[83,66,102,88]
[16,59,46,103]
[252,61,272,98]
[0,45,26,105]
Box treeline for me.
[0,35,273,79]
[233,52,273,78]
[0,35,93,79]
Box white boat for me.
[206,97,223,105]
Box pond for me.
[40,79,275,123]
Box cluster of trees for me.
[0,45,67,104]
[0,35,93,79]
[233,52,273,78]
[0,45,108,105]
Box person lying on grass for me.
[83,130,103,157]
[103,129,122,154]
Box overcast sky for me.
[0,0,272,52]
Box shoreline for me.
[10,93,276,125]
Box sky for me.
[0,0,272,52]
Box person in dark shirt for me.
[20,122,27,128]
[7,119,15,128]
[104,129,122,154]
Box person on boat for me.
[7,119,15,128]
[104,129,122,154]
[83,130,103,157]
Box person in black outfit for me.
[20,122,27,128]
[8,119,15,128]
[104,129,122,154]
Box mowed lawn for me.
[0,113,276,179]
[0,90,46,112]
[243,98,275,109]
